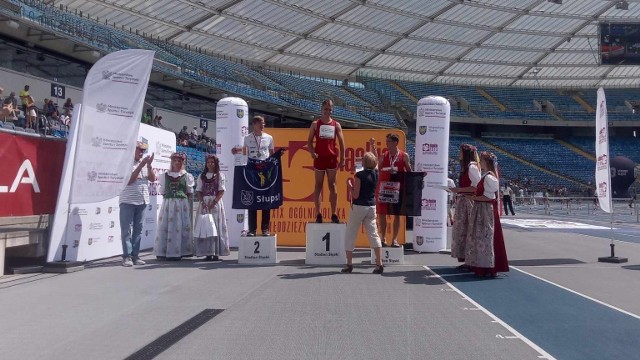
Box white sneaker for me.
[122,257,133,267]
[133,258,146,265]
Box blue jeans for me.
[119,203,147,259]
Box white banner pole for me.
[216,97,249,247]
[595,87,627,263]
[413,96,450,252]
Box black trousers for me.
[248,209,271,232]
[502,195,515,215]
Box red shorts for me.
[313,156,338,171]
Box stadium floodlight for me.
[616,1,629,10]
[547,0,562,4]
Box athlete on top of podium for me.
[343,152,384,274]
[307,99,345,224]
[370,135,412,248]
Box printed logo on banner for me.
[422,143,438,155]
[418,107,425,117]
[155,141,174,158]
[416,236,424,246]
[88,238,94,245]
[599,127,607,144]
[95,102,135,118]
[241,190,254,206]
[87,171,97,182]
[241,126,249,137]
[598,182,608,197]
[74,224,82,232]
[73,240,79,248]
[109,221,115,228]
[89,222,103,230]
[418,126,427,135]
[237,109,244,118]
[145,230,150,237]
[414,217,421,228]
[421,198,437,211]
[95,207,101,214]
[599,100,606,118]
[244,162,279,191]
[597,155,608,171]
[108,207,113,214]
[148,204,152,211]
[107,236,114,243]
[91,137,103,147]
[101,70,141,84]
[237,214,245,223]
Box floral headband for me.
[480,151,497,162]
[460,143,477,152]
[170,152,187,161]
[205,154,218,160]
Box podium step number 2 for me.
[238,235,277,264]
[305,223,346,265]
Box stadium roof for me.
[52,0,640,88]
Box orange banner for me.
[267,128,406,247]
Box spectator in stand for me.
[45,99,59,120]
[19,85,29,115]
[191,126,199,137]
[2,93,18,121]
[63,98,73,115]
[178,126,190,146]
[25,95,36,129]
[155,116,167,130]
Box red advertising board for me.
[0,132,66,216]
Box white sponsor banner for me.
[216,97,249,247]
[47,124,175,262]
[413,96,450,252]
[70,49,154,204]
[595,88,612,213]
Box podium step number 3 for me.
[238,235,277,264]
[305,223,346,265]
[370,247,404,265]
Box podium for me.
[305,223,346,265]
[370,247,404,265]
[238,235,278,264]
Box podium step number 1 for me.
[305,223,346,265]
[238,235,277,264]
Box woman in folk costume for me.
[465,152,509,277]
[194,154,230,261]
[155,152,195,260]
[449,144,481,267]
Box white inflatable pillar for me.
[413,96,450,252]
[216,97,249,247]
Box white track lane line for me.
[423,265,556,360]
[510,266,640,320]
